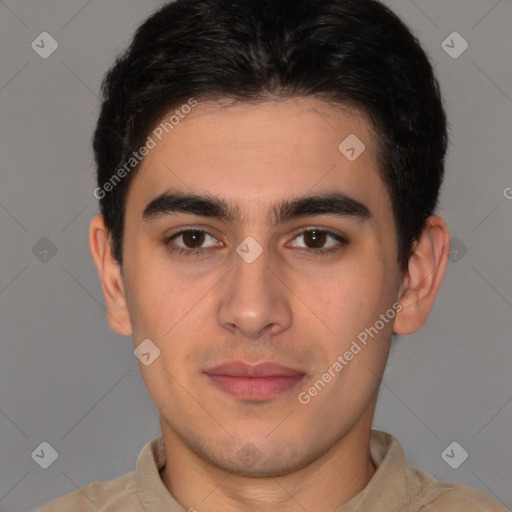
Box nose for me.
[217,241,293,339]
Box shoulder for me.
[36,470,141,511]
[415,469,510,511]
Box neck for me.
[160,414,377,512]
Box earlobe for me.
[88,215,132,336]
[394,215,451,335]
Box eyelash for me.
[163,227,348,257]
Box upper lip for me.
[204,361,304,377]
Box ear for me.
[394,215,451,335]
[89,215,132,336]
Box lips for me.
[205,361,303,377]
[203,361,305,400]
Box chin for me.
[201,436,321,478]
[213,453,309,478]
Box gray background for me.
[1,0,511,510]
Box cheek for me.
[321,259,389,330]
[310,258,398,373]
[125,259,219,369]
[123,251,179,338]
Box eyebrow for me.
[142,189,371,227]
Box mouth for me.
[203,361,306,401]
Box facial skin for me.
[90,97,450,512]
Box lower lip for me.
[205,374,305,400]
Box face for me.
[118,98,404,476]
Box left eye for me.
[289,229,345,251]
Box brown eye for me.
[290,229,345,252]
[302,230,327,249]
[165,229,220,256]
[181,230,207,248]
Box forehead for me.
[126,97,390,222]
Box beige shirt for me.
[37,430,509,511]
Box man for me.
[38,0,508,510]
